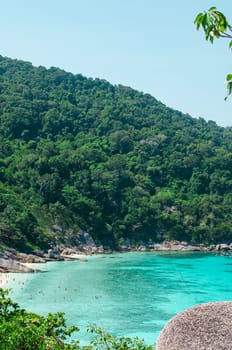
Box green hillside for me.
[0,55,232,251]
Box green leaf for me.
[208,6,217,12]
[226,74,232,82]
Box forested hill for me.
[0,55,232,252]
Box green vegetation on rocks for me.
[0,55,232,251]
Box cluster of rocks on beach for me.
[0,247,89,273]
[0,235,232,273]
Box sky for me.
[0,0,231,127]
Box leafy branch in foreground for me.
[0,288,154,349]
[194,7,232,99]
[87,325,153,350]
[0,288,80,349]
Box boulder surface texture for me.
[156,302,232,350]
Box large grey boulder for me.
[0,258,37,273]
[156,302,232,350]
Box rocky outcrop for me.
[117,240,205,252]
[151,241,202,251]
[17,253,47,263]
[77,230,97,252]
[0,257,38,273]
[60,248,79,256]
[2,236,232,274]
[215,243,232,251]
[156,302,232,350]
[117,240,232,253]
[0,244,91,272]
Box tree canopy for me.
[0,55,231,251]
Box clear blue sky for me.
[0,0,231,126]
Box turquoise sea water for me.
[7,252,232,345]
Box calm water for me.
[7,252,232,345]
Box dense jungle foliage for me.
[0,55,232,251]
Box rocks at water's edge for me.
[117,240,232,253]
[0,256,38,273]
[1,232,232,273]
[0,246,90,273]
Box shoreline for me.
[0,241,231,275]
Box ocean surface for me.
[6,251,232,345]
